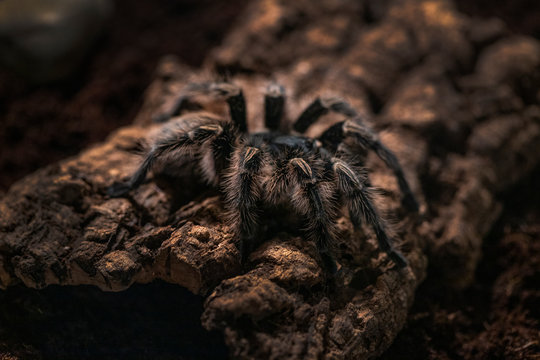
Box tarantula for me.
[108,82,418,273]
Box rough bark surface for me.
[1,0,540,359]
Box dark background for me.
[1,0,539,359]
[0,0,249,192]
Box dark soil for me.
[382,167,540,360]
[1,1,539,359]
[0,0,249,192]
[0,282,228,359]
[383,4,540,357]
[455,0,540,39]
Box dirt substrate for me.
[382,168,540,360]
[1,0,539,359]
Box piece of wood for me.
[1,0,540,358]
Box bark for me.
[1,0,540,359]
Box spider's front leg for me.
[107,119,224,197]
[331,158,408,268]
[321,120,419,212]
[292,96,419,212]
[223,145,265,262]
[287,157,339,274]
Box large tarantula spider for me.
[108,82,418,273]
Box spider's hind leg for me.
[153,94,194,123]
[157,82,248,131]
[204,82,247,132]
[264,83,285,131]
[332,158,407,268]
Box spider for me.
[108,82,419,273]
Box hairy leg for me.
[331,158,408,268]
[154,82,248,132]
[153,94,193,123]
[320,120,419,212]
[293,96,357,133]
[223,144,265,262]
[288,157,339,274]
[291,95,418,211]
[107,119,224,197]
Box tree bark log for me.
[1,0,540,359]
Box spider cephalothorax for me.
[108,82,419,273]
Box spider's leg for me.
[264,83,285,131]
[154,82,247,131]
[288,157,339,274]
[152,94,192,123]
[320,120,419,212]
[331,158,408,268]
[197,122,238,185]
[262,154,289,205]
[293,96,357,133]
[191,82,247,132]
[212,82,247,133]
[294,96,418,211]
[224,144,265,262]
[107,122,224,197]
